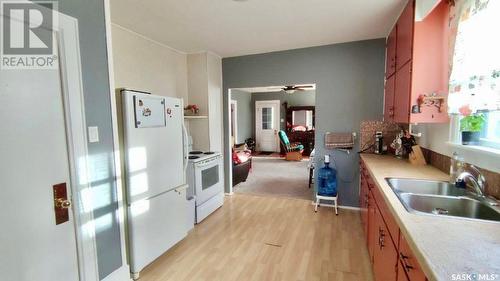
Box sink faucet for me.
[456,165,486,197]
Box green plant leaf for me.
[460,113,486,132]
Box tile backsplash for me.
[360,120,500,199]
[360,120,405,153]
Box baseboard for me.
[101,265,132,281]
[338,205,361,211]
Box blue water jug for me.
[317,155,337,196]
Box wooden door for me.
[394,62,412,123]
[386,26,397,78]
[384,74,396,121]
[396,0,414,69]
[373,207,398,281]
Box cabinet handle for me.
[389,106,395,117]
[400,252,414,271]
[378,227,385,250]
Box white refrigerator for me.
[121,89,189,279]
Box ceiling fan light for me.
[284,89,295,94]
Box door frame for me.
[255,100,281,152]
[57,10,100,281]
[102,0,133,280]
[230,99,238,145]
[4,4,101,280]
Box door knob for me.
[55,198,71,209]
[53,182,70,225]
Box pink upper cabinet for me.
[396,0,414,71]
[386,26,397,78]
[384,75,396,122]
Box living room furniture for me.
[283,103,315,156]
[232,144,252,187]
[233,158,252,187]
[278,130,304,161]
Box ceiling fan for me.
[278,85,314,94]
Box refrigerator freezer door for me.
[122,90,185,203]
[128,185,188,275]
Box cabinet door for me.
[386,26,397,78]
[399,234,427,281]
[384,75,396,122]
[359,173,366,222]
[367,190,376,261]
[396,0,414,69]
[397,261,410,281]
[394,62,412,123]
[373,207,398,281]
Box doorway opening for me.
[228,84,316,200]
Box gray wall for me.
[59,1,122,279]
[223,39,386,207]
[231,90,253,144]
[251,91,315,134]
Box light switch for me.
[88,126,99,143]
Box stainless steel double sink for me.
[386,178,500,222]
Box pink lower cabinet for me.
[399,234,427,281]
[373,206,398,281]
[360,162,428,281]
[398,261,410,281]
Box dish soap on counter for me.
[449,152,465,185]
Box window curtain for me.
[448,0,500,115]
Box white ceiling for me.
[110,0,405,58]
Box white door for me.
[255,100,280,152]
[0,8,96,281]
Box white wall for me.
[419,123,452,156]
[419,122,500,173]
[111,24,188,100]
[207,53,223,152]
[187,54,210,151]
[187,52,223,152]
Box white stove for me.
[187,150,220,163]
[186,151,224,223]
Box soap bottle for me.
[449,152,459,184]
[449,152,466,184]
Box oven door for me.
[194,156,223,205]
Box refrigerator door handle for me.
[182,122,189,172]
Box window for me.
[480,111,500,149]
[261,107,273,130]
[448,0,500,151]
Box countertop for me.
[360,154,500,281]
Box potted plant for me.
[460,113,485,145]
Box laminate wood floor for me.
[138,194,373,281]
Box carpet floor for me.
[234,157,313,201]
